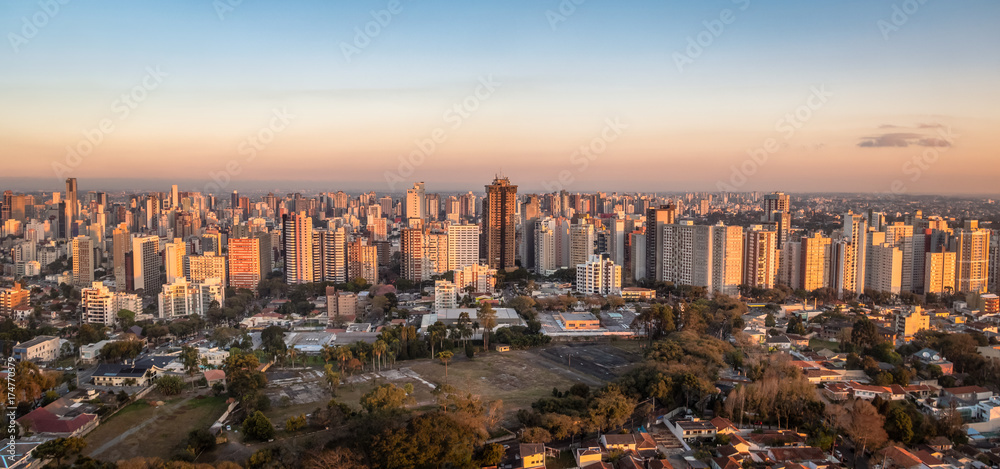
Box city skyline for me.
[2,1,999,195]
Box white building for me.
[447,224,480,271]
[434,280,459,311]
[164,238,185,284]
[81,281,141,325]
[454,264,497,295]
[576,255,622,295]
[157,277,225,319]
[535,220,557,275]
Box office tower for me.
[71,235,94,286]
[710,224,743,296]
[576,255,622,295]
[953,220,990,293]
[924,250,956,295]
[799,232,831,291]
[743,225,778,289]
[569,222,596,267]
[869,243,903,294]
[347,238,378,285]
[283,211,314,284]
[425,232,448,275]
[64,178,78,239]
[609,218,626,267]
[132,235,161,293]
[185,252,227,285]
[1,190,10,222]
[312,227,347,284]
[447,224,479,271]
[454,263,497,295]
[483,176,517,270]
[158,277,225,318]
[228,237,262,290]
[2,191,26,223]
[400,228,425,282]
[434,280,459,310]
[405,182,426,221]
[884,222,915,293]
[645,204,676,280]
[535,220,557,275]
[164,238,185,284]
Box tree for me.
[520,427,552,444]
[851,317,881,351]
[837,399,887,456]
[438,350,454,378]
[285,414,307,432]
[117,309,136,329]
[186,428,217,454]
[765,313,776,327]
[588,386,635,432]
[180,346,200,378]
[260,325,287,355]
[223,351,267,399]
[360,383,410,413]
[885,406,914,444]
[478,303,497,351]
[479,443,505,466]
[323,364,341,396]
[243,411,275,441]
[302,448,366,469]
[32,437,86,467]
[156,376,185,395]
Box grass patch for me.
[809,338,840,352]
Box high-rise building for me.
[609,218,626,267]
[835,212,868,298]
[924,250,956,295]
[313,227,347,284]
[0,284,30,316]
[64,178,78,239]
[347,238,378,285]
[534,219,557,275]
[454,263,497,295]
[660,221,713,289]
[989,232,999,294]
[869,243,903,295]
[434,280,459,311]
[401,228,425,282]
[569,222,596,267]
[743,225,778,289]
[711,224,744,296]
[953,220,990,293]
[483,176,517,270]
[447,224,479,271]
[576,255,622,295]
[283,211,314,284]
[132,235,161,293]
[81,281,141,325]
[72,235,94,286]
[164,237,185,284]
[405,182,426,222]
[186,252,227,285]
[228,237,262,290]
[425,232,448,275]
[645,204,676,280]
[158,277,225,318]
[799,232,831,291]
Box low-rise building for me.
[12,335,60,363]
[91,364,155,386]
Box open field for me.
[808,338,840,352]
[84,393,228,462]
[261,343,642,425]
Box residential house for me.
[91,364,155,386]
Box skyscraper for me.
[347,238,378,285]
[72,235,94,286]
[483,176,517,270]
[799,232,832,291]
[185,252,227,285]
[405,182,426,222]
[312,227,347,284]
[954,220,990,293]
[164,238,185,284]
[645,204,676,281]
[228,237,262,290]
[132,235,161,293]
[569,222,596,267]
[743,225,778,289]
[924,250,956,295]
[447,224,480,271]
[283,211,314,284]
[112,223,130,290]
[64,178,78,239]
[401,228,425,282]
[711,224,744,296]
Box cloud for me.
[878,124,898,129]
[858,128,953,148]
[917,122,944,129]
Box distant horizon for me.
[1,176,997,198]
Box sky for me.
[1,0,999,195]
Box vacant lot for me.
[85,393,228,462]
[261,344,640,426]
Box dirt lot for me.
[85,393,229,462]
[537,342,642,382]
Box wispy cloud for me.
[858,123,953,148]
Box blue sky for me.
[1,0,998,193]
